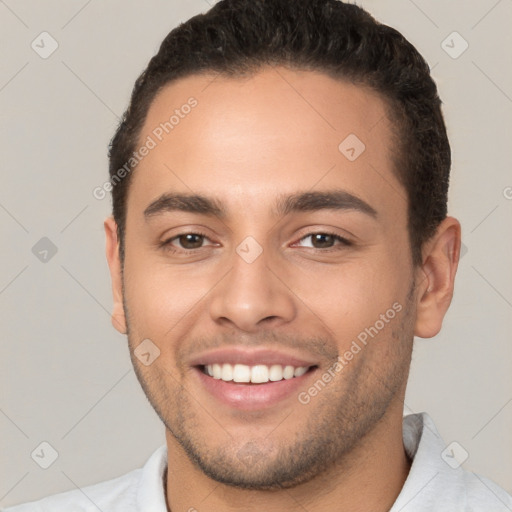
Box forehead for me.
[128,67,404,222]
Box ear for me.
[414,216,461,339]
[104,216,127,334]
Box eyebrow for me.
[143,189,378,220]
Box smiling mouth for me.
[199,363,318,384]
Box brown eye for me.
[295,232,351,250]
[310,233,336,248]
[161,232,211,253]
[175,233,205,249]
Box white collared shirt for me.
[4,413,512,511]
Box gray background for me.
[1,0,511,507]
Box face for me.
[110,67,420,489]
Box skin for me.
[104,66,461,512]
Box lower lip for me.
[193,367,317,411]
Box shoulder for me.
[3,445,168,512]
[460,470,512,511]
[2,468,141,512]
[394,412,512,511]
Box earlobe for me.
[414,216,461,339]
[104,217,127,335]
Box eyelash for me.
[160,231,352,254]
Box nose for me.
[208,243,297,333]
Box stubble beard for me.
[123,282,416,490]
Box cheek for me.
[122,255,216,338]
[289,260,404,348]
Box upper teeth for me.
[204,363,309,383]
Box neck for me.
[164,402,411,512]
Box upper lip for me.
[188,347,318,368]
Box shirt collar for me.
[390,412,467,511]
[136,444,169,511]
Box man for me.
[6,0,511,510]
